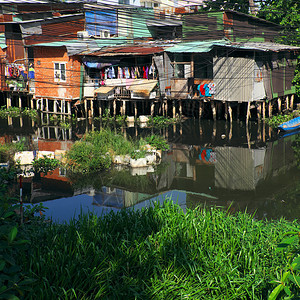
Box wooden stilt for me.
[277,97,282,113]
[262,101,266,121]
[192,100,195,118]
[290,94,294,110]
[179,100,182,117]
[18,96,22,109]
[122,100,126,116]
[228,103,233,124]
[173,100,176,118]
[246,102,250,125]
[151,101,154,117]
[268,101,272,117]
[211,101,216,121]
[99,100,102,117]
[134,101,137,119]
[224,102,228,121]
[165,100,168,117]
[257,102,262,123]
[286,95,289,110]
[68,102,71,118]
[6,94,11,109]
[30,97,34,109]
[199,100,203,119]
[91,99,94,118]
[84,99,88,118]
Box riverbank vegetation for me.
[0,106,38,120]
[0,197,299,299]
[265,109,300,128]
[65,128,169,173]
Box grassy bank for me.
[12,202,299,299]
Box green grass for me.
[18,201,300,299]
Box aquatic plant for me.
[265,111,300,128]
[0,106,38,120]
[147,116,179,128]
[22,108,38,120]
[18,201,298,299]
[145,134,170,151]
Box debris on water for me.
[221,134,226,139]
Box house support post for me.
[68,101,71,118]
[18,96,22,109]
[90,99,94,118]
[290,94,294,110]
[7,93,11,109]
[277,97,281,113]
[173,100,176,118]
[246,102,250,125]
[84,99,88,118]
[268,101,272,117]
[134,101,137,119]
[151,101,154,117]
[113,100,116,117]
[257,102,262,123]
[211,101,216,121]
[224,102,228,121]
[179,100,182,117]
[165,100,168,117]
[228,103,233,124]
[199,100,203,119]
[286,95,289,110]
[99,100,102,117]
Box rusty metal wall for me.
[213,56,254,102]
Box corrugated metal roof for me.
[147,19,182,27]
[166,39,230,53]
[225,42,300,52]
[88,45,164,56]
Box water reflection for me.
[2,116,300,221]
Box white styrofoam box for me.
[14,151,34,165]
[37,151,55,159]
[129,157,148,168]
[139,115,149,123]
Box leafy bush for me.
[65,141,112,173]
[31,156,60,176]
[145,135,170,151]
[265,112,300,128]
[147,116,178,128]
[0,205,33,300]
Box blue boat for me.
[278,116,300,131]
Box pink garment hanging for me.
[143,66,147,79]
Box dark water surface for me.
[2,116,300,222]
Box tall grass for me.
[20,201,298,299]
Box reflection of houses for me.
[92,186,151,208]
[168,132,299,192]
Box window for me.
[54,63,66,82]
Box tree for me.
[201,0,250,14]
[257,0,300,46]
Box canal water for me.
[1,116,300,222]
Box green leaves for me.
[7,227,17,244]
